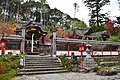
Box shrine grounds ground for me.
[13,72,120,80]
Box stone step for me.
[25,56,58,59]
[25,61,60,64]
[19,55,67,75]
[27,52,39,55]
[18,70,69,75]
[25,58,58,61]
[25,55,56,58]
[25,57,58,61]
[25,60,57,62]
[39,53,49,56]
[25,63,61,66]
[25,61,59,64]
[20,67,65,72]
[25,60,59,63]
[24,65,62,68]
[25,58,58,60]
[25,59,59,62]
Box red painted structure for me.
[79,44,85,69]
[56,40,119,57]
[0,35,22,55]
[0,38,7,55]
[0,69,2,75]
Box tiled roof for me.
[75,27,92,36]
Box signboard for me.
[79,45,84,51]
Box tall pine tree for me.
[82,0,110,32]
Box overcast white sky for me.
[46,0,120,26]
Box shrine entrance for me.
[23,24,50,55]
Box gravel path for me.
[12,72,120,80]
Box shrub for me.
[0,53,25,80]
[58,54,72,70]
[107,36,120,42]
[95,58,101,65]
[103,57,112,62]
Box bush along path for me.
[0,53,25,80]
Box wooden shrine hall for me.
[16,21,51,55]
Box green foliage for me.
[71,19,87,28]
[58,54,72,70]
[95,34,102,41]
[0,53,25,80]
[0,0,88,33]
[100,66,112,70]
[75,20,87,28]
[99,66,120,71]
[82,35,85,40]
[45,26,51,35]
[107,36,120,42]
[103,57,112,62]
[95,58,101,65]
[83,0,110,32]
[0,69,16,80]
[93,24,106,32]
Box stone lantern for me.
[83,43,97,71]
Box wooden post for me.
[102,45,103,57]
[80,51,83,69]
[110,45,113,58]
[1,48,5,55]
[68,42,70,56]
[79,44,84,69]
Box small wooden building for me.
[16,21,51,55]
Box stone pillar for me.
[21,27,25,53]
[52,28,56,56]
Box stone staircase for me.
[27,52,39,55]
[18,55,68,75]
